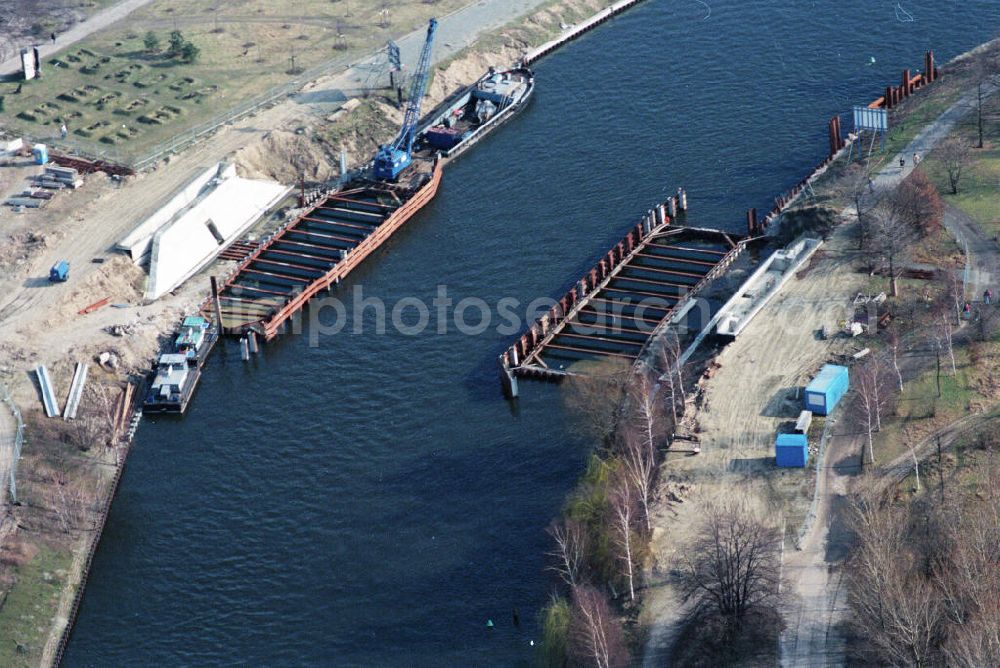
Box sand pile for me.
[51,255,144,323]
[234,129,337,183]
[425,44,527,107]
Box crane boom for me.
[374,18,437,180]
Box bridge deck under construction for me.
[209,161,441,340]
[500,208,744,393]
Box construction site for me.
[1,0,999,665]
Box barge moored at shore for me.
[143,315,218,414]
[415,66,534,162]
[210,158,442,340]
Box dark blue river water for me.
[66,1,999,665]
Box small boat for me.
[174,315,218,367]
[415,65,534,162]
[143,315,218,415]
[143,353,202,414]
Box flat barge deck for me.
[500,202,744,396]
[210,158,442,339]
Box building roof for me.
[776,433,808,446]
[806,364,848,393]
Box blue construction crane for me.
[374,18,437,181]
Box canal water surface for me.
[66,1,1000,665]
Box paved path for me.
[0,0,157,77]
[778,80,1000,668]
[942,204,996,301]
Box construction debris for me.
[97,351,122,371]
[104,323,138,337]
[663,481,693,504]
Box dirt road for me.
[779,424,856,667]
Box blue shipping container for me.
[776,432,809,467]
[49,260,69,282]
[803,364,849,415]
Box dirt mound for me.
[52,255,144,323]
[0,231,49,270]
[426,45,527,107]
[233,129,337,184]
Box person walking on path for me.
[986,289,993,305]
[51,32,57,44]
[899,156,906,169]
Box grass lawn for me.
[0,546,74,667]
[912,215,964,267]
[922,141,1000,239]
[881,86,963,160]
[0,0,470,162]
[877,333,999,464]
[895,404,1000,496]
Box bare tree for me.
[608,473,638,602]
[942,268,966,326]
[888,330,905,392]
[841,162,877,249]
[940,313,958,375]
[564,365,630,445]
[848,489,946,667]
[620,372,665,531]
[678,494,781,625]
[71,384,119,451]
[970,47,1000,149]
[855,357,889,463]
[654,329,686,423]
[935,489,1000,666]
[871,201,920,297]
[547,518,589,588]
[848,479,1000,667]
[569,585,629,668]
[51,471,96,534]
[619,429,658,533]
[938,137,971,195]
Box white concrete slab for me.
[144,170,289,300]
[117,163,223,262]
